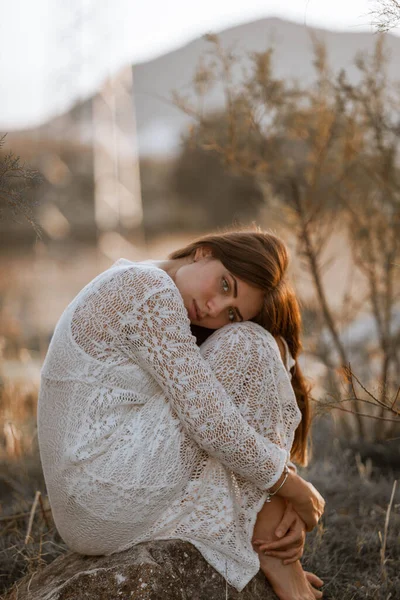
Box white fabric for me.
[38,259,301,592]
[279,336,297,374]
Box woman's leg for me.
[200,324,323,597]
[252,497,323,600]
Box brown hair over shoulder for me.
[169,228,312,466]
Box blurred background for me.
[1,1,400,597]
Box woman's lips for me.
[188,300,198,322]
[195,300,201,320]
[189,300,201,322]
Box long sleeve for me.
[114,269,290,491]
[199,322,301,454]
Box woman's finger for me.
[304,571,324,588]
[274,503,297,538]
[262,548,301,560]
[257,544,303,557]
[253,539,275,547]
[257,529,304,551]
[257,537,297,551]
[256,540,297,554]
[282,554,302,565]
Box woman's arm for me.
[199,322,324,533]
[115,276,288,492]
[200,322,301,447]
[267,469,325,532]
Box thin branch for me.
[380,479,398,583]
[24,491,41,545]
[314,401,400,423]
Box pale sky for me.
[0,0,396,129]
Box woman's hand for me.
[252,502,306,564]
[274,471,325,532]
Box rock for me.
[3,539,277,600]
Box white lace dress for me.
[38,259,300,592]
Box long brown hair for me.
[169,228,312,466]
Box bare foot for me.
[259,553,323,600]
[304,572,324,591]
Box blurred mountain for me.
[133,17,400,156]
[8,17,400,158]
[4,17,400,243]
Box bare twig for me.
[315,402,400,423]
[38,494,51,531]
[349,368,400,416]
[371,0,400,32]
[24,491,41,545]
[380,479,398,582]
[0,508,52,523]
[391,385,400,410]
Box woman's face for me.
[173,248,265,330]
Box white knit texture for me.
[38,259,301,592]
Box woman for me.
[38,230,325,599]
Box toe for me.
[304,571,324,588]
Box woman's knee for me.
[200,321,269,380]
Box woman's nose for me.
[206,296,230,318]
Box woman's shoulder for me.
[109,259,177,295]
[111,258,170,278]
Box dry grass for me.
[0,380,67,595]
[0,456,67,596]
[300,417,400,600]
[0,381,38,461]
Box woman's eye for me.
[222,278,230,293]
[228,308,236,322]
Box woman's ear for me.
[194,246,212,261]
